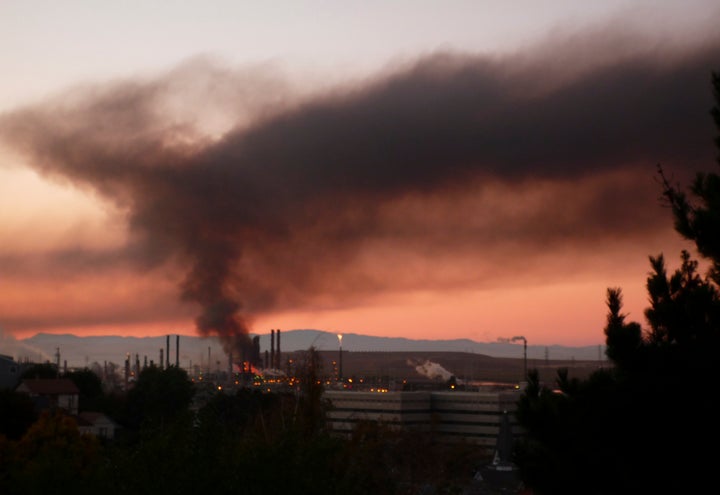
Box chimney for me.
[276,329,281,370]
[124,354,129,390]
[176,334,180,368]
[270,329,275,369]
[252,336,260,368]
[160,348,164,370]
[166,335,170,368]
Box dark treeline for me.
[514,72,720,494]
[0,355,485,495]
[4,62,719,495]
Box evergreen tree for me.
[515,71,720,494]
[660,72,720,282]
[64,368,104,411]
[18,363,59,380]
[0,389,37,440]
[1,410,102,495]
[122,365,194,430]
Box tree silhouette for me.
[18,363,58,380]
[660,73,720,280]
[64,368,104,411]
[1,410,101,494]
[515,71,720,494]
[603,287,642,369]
[0,389,37,440]
[122,365,194,430]
[294,346,327,436]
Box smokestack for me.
[252,336,260,368]
[270,329,275,369]
[338,334,343,383]
[208,346,211,375]
[124,354,129,390]
[166,335,170,368]
[160,348,164,370]
[176,334,180,368]
[229,352,233,376]
[276,329,281,371]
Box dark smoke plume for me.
[2,31,720,351]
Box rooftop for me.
[18,378,79,395]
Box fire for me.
[232,361,260,375]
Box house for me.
[0,354,30,390]
[76,411,117,440]
[16,378,80,415]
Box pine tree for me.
[515,71,720,495]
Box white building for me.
[77,412,118,440]
[324,389,522,447]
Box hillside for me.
[310,349,602,386]
[2,330,606,379]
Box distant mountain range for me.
[2,330,606,368]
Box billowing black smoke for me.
[1,30,719,345]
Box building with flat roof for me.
[324,389,522,447]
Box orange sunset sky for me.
[1,1,720,347]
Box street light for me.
[498,335,527,382]
[337,334,343,383]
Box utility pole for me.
[337,334,343,383]
[498,335,527,382]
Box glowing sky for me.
[1,1,719,347]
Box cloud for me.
[1,29,719,349]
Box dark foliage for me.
[18,363,58,380]
[515,71,720,494]
[121,365,194,430]
[63,368,103,411]
[0,389,37,440]
[0,410,102,495]
[1,355,483,495]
